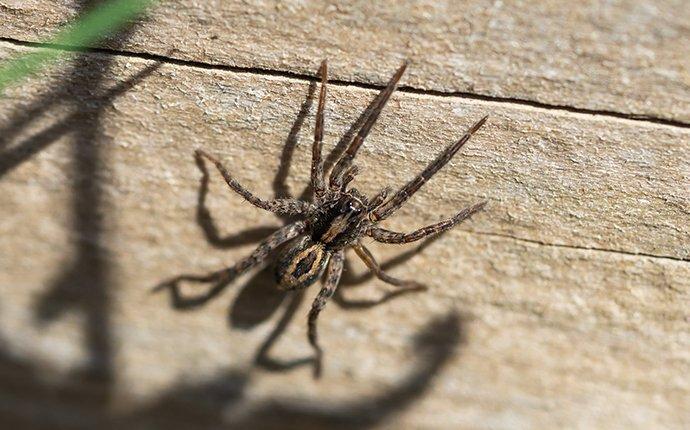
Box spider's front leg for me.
[310,60,328,201]
[308,249,344,378]
[372,115,488,221]
[195,150,313,216]
[368,201,486,244]
[328,62,408,189]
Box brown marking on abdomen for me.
[276,240,328,290]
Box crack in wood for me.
[464,229,690,263]
[1,36,688,130]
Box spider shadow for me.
[154,73,440,373]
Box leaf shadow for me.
[0,0,152,422]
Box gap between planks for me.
[1,36,688,130]
[1,38,688,264]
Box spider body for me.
[174,61,488,377]
[309,190,368,250]
[276,190,369,290]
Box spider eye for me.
[349,202,363,214]
[340,200,362,214]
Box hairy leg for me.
[153,221,308,308]
[308,249,344,378]
[329,62,408,188]
[194,152,277,247]
[368,201,486,244]
[311,60,328,200]
[329,164,359,194]
[372,115,488,221]
[367,187,392,212]
[195,150,313,216]
[353,242,426,289]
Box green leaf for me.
[0,0,157,94]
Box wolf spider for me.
[166,61,487,376]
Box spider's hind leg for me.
[153,221,308,308]
[308,249,345,378]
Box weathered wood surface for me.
[1,39,688,429]
[0,0,688,123]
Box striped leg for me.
[154,221,307,308]
[195,150,313,216]
[372,115,488,221]
[368,201,486,244]
[311,60,328,200]
[353,241,426,289]
[308,249,345,378]
[328,62,408,188]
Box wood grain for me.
[0,43,688,428]
[0,0,688,123]
[7,42,688,259]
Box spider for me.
[169,61,487,376]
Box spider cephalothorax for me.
[177,61,487,376]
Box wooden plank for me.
[0,45,688,428]
[4,43,687,259]
[0,0,688,123]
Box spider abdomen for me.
[275,236,329,290]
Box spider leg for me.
[153,221,307,308]
[195,153,277,246]
[353,241,426,289]
[311,60,328,200]
[372,115,488,221]
[329,164,359,194]
[195,150,313,216]
[308,249,344,378]
[368,201,486,244]
[328,62,408,188]
[367,187,392,212]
